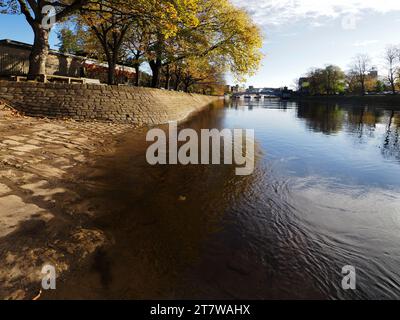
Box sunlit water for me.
[46,98,400,300]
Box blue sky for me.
[231,0,400,88]
[1,0,400,88]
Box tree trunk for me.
[134,64,140,86]
[174,78,181,91]
[107,54,118,85]
[164,65,170,90]
[108,60,116,85]
[28,26,50,80]
[183,82,190,92]
[361,78,365,95]
[150,59,162,88]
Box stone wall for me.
[0,81,221,126]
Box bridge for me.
[233,93,279,99]
[232,88,292,99]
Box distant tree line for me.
[298,46,400,96]
[0,0,263,94]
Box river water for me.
[46,98,400,300]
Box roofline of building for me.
[0,39,88,60]
[0,39,137,73]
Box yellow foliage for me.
[195,0,263,81]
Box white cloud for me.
[353,40,379,47]
[231,0,400,27]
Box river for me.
[45,98,400,300]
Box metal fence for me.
[0,48,29,76]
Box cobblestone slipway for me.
[0,102,133,299]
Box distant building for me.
[0,39,136,84]
[246,86,262,93]
[261,87,279,94]
[231,84,246,93]
[368,68,378,80]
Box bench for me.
[39,74,85,84]
[10,76,28,82]
[8,74,102,85]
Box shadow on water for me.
[45,99,400,300]
[44,101,265,299]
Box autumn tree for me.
[78,0,137,84]
[0,0,89,79]
[200,0,263,83]
[383,45,399,94]
[171,56,224,92]
[145,0,263,88]
[122,21,155,86]
[77,0,199,85]
[54,0,263,88]
[350,54,372,95]
[345,70,360,94]
[145,0,200,88]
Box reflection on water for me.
[46,99,400,300]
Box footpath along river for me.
[44,98,400,299]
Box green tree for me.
[57,24,87,54]
[307,68,325,95]
[375,80,386,93]
[323,65,345,95]
[306,65,345,95]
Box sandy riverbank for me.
[0,103,134,299]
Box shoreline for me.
[0,99,222,300]
[289,94,400,105]
[0,81,221,125]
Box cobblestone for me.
[0,105,132,299]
